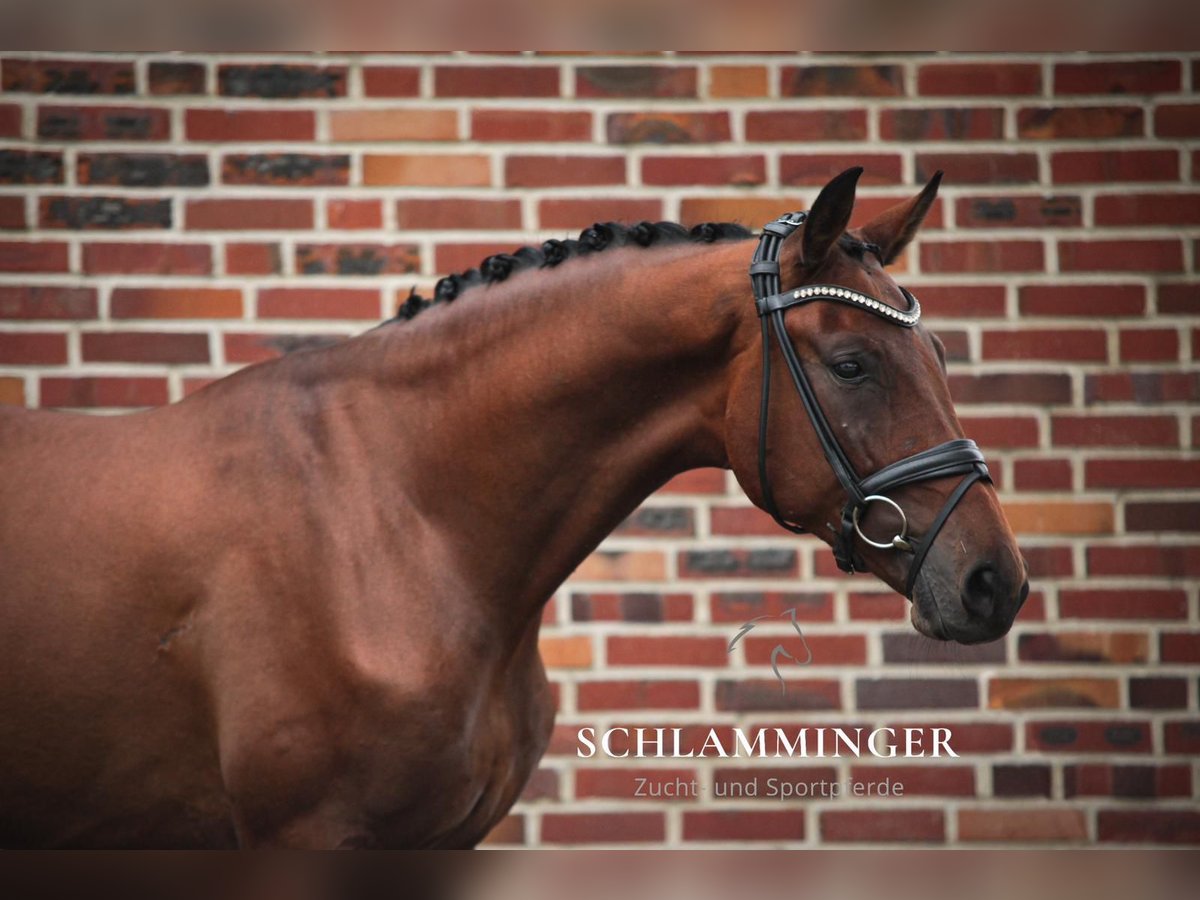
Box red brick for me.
[781,153,902,186]
[3,58,134,94]
[395,198,521,231]
[185,109,314,142]
[0,196,24,230]
[851,765,975,796]
[38,105,168,141]
[959,415,1039,449]
[1026,719,1151,753]
[363,155,490,187]
[326,199,382,231]
[1161,633,1200,663]
[539,198,662,229]
[821,810,944,843]
[848,592,908,621]
[1126,501,1200,533]
[606,636,727,667]
[1119,329,1179,362]
[708,65,769,98]
[743,634,866,666]
[434,242,514,275]
[1155,104,1200,137]
[907,722,1014,754]
[41,376,167,408]
[111,288,242,319]
[917,63,1041,95]
[1061,239,1184,273]
[225,242,280,276]
[81,331,209,364]
[472,109,591,142]
[434,65,559,97]
[1018,106,1144,139]
[1014,459,1073,491]
[1051,149,1179,183]
[362,66,421,97]
[745,109,866,142]
[0,103,19,137]
[909,284,1006,318]
[988,677,1120,710]
[185,198,312,230]
[0,332,67,364]
[916,152,1039,184]
[1059,588,1187,620]
[0,241,69,272]
[82,242,211,275]
[257,288,380,320]
[920,240,1044,273]
[148,61,206,95]
[577,768,699,799]
[576,680,700,711]
[541,813,664,844]
[1019,284,1145,317]
[959,809,1087,842]
[1052,414,1177,448]
[683,810,805,842]
[328,109,458,142]
[504,154,625,188]
[606,111,732,143]
[782,65,904,97]
[1165,721,1200,754]
[642,154,765,187]
[218,64,346,98]
[1085,372,1199,404]
[710,591,833,623]
[880,107,1004,141]
[1087,544,1200,577]
[678,548,797,579]
[1089,460,1200,489]
[577,65,697,98]
[1055,61,1180,94]
[1096,193,1200,226]
[0,286,96,320]
[956,195,1081,229]
[1098,811,1200,844]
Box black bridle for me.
[751,211,991,599]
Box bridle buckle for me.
[776,212,807,228]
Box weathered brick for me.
[571,591,693,623]
[992,764,1052,798]
[39,196,171,230]
[988,677,1120,710]
[880,107,1004,141]
[78,152,209,187]
[577,66,697,98]
[607,111,731,144]
[1098,811,1200,844]
[3,58,134,94]
[221,153,350,187]
[294,243,419,276]
[782,65,903,97]
[1018,105,1144,139]
[148,61,206,95]
[678,548,797,579]
[710,591,833,623]
[1026,720,1151,753]
[218,64,346,98]
[957,195,1081,229]
[38,105,169,141]
[0,104,21,137]
[0,149,63,184]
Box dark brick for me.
[948,372,1073,405]
[1098,811,1200,844]
[40,196,171,230]
[1126,502,1200,533]
[37,105,169,141]
[1018,105,1144,139]
[78,153,209,187]
[295,243,420,277]
[1129,677,1188,710]
[613,506,695,537]
[992,764,1052,798]
[577,65,697,98]
[916,152,1039,184]
[221,153,350,186]
[881,632,1006,664]
[715,679,841,712]
[856,678,979,710]
[606,112,730,144]
[0,149,63,184]
[218,64,346,98]
[2,58,134,94]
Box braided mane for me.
[393,219,753,322]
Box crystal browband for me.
[755,284,922,327]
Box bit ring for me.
[853,495,912,551]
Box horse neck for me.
[359,239,753,626]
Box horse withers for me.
[0,168,1026,847]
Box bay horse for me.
[0,168,1027,848]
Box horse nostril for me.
[962,563,999,620]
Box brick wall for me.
[0,52,1197,847]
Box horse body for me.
[0,171,1028,847]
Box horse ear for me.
[860,170,943,266]
[797,166,862,268]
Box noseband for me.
[751,212,991,599]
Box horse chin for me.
[908,594,950,642]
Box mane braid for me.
[391,219,752,322]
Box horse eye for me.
[832,360,863,381]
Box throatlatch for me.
[751,212,991,599]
